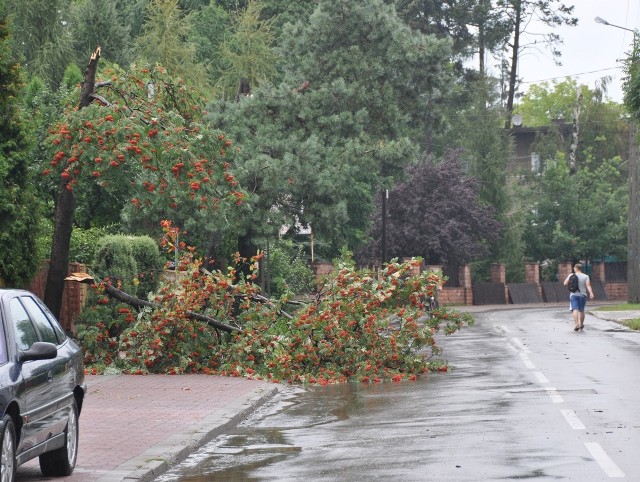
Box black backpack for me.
[568,273,580,293]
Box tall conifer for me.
[0,0,40,287]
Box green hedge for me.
[93,234,163,300]
[129,236,163,300]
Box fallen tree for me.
[73,227,473,383]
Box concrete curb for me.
[95,383,280,482]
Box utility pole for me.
[595,16,640,302]
[628,123,640,302]
[381,189,388,265]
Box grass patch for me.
[620,318,640,330]
[594,303,640,311]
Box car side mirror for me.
[17,342,57,363]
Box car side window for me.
[0,321,7,364]
[30,297,67,343]
[20,296,60,345]
[10,298,39,351]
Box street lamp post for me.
[595,16,640,303]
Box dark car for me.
[0,289,86,481]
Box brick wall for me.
[439,287,467,305]
[558,262,573,282]
[28,262,88,333]
[605,282,627,301]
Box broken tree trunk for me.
[101,284,241,334]
[44,46,102,320]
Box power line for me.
[519,67,622,84]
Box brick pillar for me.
[525,262,541,299]
[459,264,472,305]
[558,262,573,282]
[591,262,605,282]
[525,262,540,284]
[491,263,506,284]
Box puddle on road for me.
[156,379,434,481]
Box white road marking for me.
[584,442,625,478]
[511,337,530,353]
[545,387,563,404]
[519,352,536,369]
[561,409,585,430]
[534,371,549,384]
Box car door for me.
[8,296,57,452]
[20,295,75,432]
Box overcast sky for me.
[498,0,640,103]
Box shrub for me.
[69,225,121,264]
[92,235,138,293]
[267,240,315,297]
[129,236,163,300]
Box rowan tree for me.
[41,60,246,315]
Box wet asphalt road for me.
[158,306,640,481]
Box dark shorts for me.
[570,295,587,312]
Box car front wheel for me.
[0,414,17,482]
[39,400,78,477]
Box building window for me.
[531,152,540,172]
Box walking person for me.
[563,263,594,331]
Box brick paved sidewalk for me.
[17,374,278,482]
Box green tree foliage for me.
[394,0,505,63]
[522,155,628,263]
[90,234,162,303]
[209,0,453,259]
[266,239,315,298]
[624,37,640,119]
[280,0,452,147]
[115,0,148,40]
[93,235,138,293]
[453,79,512,214]
[129,235,164,299]
[69,0,132,68]
[451,78,525,279]
[0,3,40,287]
[135,0,208,90]
[498,0,578,127]
[516,79,630,170]
[41,63,246,255]
[5,0,74,88]
[68,225,121,264]
[189,3,230,84]
[215,0,278,98]
[259,0,316,35]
